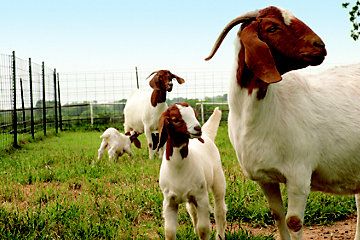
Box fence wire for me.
[2,56,231,150]
[0,54,13,149]
[59,69,230,128]
[61,69,229,104]
[31,61,45,134]
[0,52,58,151]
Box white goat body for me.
[97,127,132,161]
[229,64,360,193]
[159,106,226,240]
[228,61,360,239]
[124,89,167,135]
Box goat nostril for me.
[194,125,201,131]
[313,40,325,49]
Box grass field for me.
[0,125,356,239]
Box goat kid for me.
[97,127,140,162]
[206,5,360,240]
[124,70,185,159]
[158,104,226,240]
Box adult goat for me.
[124,70,185,159]
[206,5,360,240]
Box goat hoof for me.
[286,216,302,232]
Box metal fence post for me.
[12,51,18,148]
[29,58,34,139]
[57,73,62,131]
[90,102,94,125]
[53,68,58,134]
[135,66,139,89]
[20,78,26,131]
[42,62,46,136]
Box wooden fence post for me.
[90,102,94,125]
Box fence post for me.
[57,73,62,131]
[42,62,46,136]
[20,78,26,131]
[90,102,94,125]
[11,51,18,148]
[135,66,139,89]
[200,102,204,124]
[53,68,58,134]
[29,58,34,139]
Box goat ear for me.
[172,74,185,84]
[240,22,282,83]
[132,138,141,149]
[129,134,141,149]
[157,112,169,150]
[149,76,161,90]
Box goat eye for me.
[266,25,278,33]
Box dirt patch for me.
[243,215,356,239]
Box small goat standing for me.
[158,104,226,240]
[206,5,360,240]
[97,127,140,161]
[123,70,185,159]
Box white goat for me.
[97,127,139,161]
[206,5,360,240]
[158,104,226,240]
[123,70,185,159]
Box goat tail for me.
[202,107,222,142]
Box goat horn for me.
[146,71,158,79]
[204,10,259,61]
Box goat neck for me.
[150,89,167,107]
[236,44,270,100]
[164,126,190,160]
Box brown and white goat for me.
[123,70,185,159]
[206,5,360,240]
[158,104,226,240]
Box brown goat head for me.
[147,70,185,107]
[157,103,203,160]
[205,6,327,83]
[147,70,185,92]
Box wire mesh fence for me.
[59,69,231,129]
[0,52,59,151]
[0,54,13,149]
[1,53,231,151]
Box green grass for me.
[0,125,356,239]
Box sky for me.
[0,0,359,74]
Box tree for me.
[343,1,360,40]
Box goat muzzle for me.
[189,125,202,139]
[166,82,173,92]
